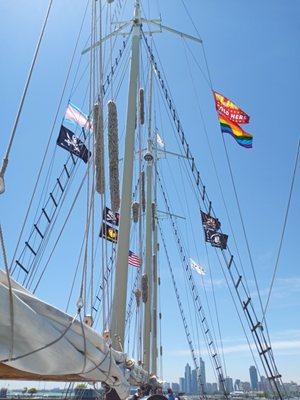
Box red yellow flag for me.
[213,91,250,125]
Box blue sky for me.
[0,0,300,390]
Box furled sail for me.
[0,270,147,399]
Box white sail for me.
[0,270,147,399]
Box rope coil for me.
[108,100,120,212]
[94,103,105,194]
[141,274,148,303]
[132,202,139,223]
[139,88,145,125]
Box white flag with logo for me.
[156,132,165,148]
[190,258,206,275]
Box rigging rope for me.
[156,170,228,398]
[142,33,285,398]
[0,0,54,192]
[158,221,207,399]
[263,138,300,321]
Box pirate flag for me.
[204,228,228,250]
[57,125,91,163]
[100,223,118,243]
[103,206,120,226]
[201,211,221,231]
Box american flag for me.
[128,250,141,267]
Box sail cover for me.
[0,270,146,399]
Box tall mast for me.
[151,126,158,375]
[110,0,141,349]
[143,64,154,372]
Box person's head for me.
[167,388,173,394]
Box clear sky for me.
[0,0,300,391]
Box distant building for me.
[191,368,198,394]
[179,377,185,393]
[171,383,180,393]
[185,363,192,393]
[225,377,234,393]
[249,366,258,391]
[0,388,7,398]
[241,381,251,392]
[199,357,206,393]
[234,379,241,391]
[212,383,218,393]
[206,383,212,394]
[259,376,270,393]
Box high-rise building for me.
[191,368,198,394]
[199,357,206,393]
[171,383,180,393]
[206,383,212,394]
[179,377,185,393]
[225,377,234,393]
[249,365,258,391]
[234,379,241,391]
[212,383,218,393]
[185,363,192,394]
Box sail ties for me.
[94,103,105,194]
[108,100,120,213]
[141,274,148,303]
[139,88,145,125]
[132,202,139,223]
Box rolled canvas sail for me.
[0,270,146,399]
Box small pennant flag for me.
[100,223,118,243]
[213,91,250,125]
[201,211,221,231]
[128,250,141,267]
[57,125,91,163]
[103,206,119,226]
[65,103,92,130]
[204,228,228,250]
[190,258,206,275]
[219,115,253,149]
[156,132,165,148]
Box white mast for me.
[143,65,154,372]
[110,0,141,349]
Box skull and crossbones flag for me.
[201,211,221,231]
[204,228,228,250]
[57,125,91,163]
[103,206,120,226]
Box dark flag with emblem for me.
[100,223,118,243]
[201,211,221,231]
[103,206,119,226]
[204,228,228,250]
[57,125,91,163]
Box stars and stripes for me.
[128,250,141,267]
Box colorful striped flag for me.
[65,103,92,130]
[219,115,253,149]
[128,250,141,267]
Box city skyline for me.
[163,363,300,396]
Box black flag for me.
[103,206,119,226]
[204,228,228,250]
[100,223,118,243]
[201,211,221,231]
[57,125,91,163]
